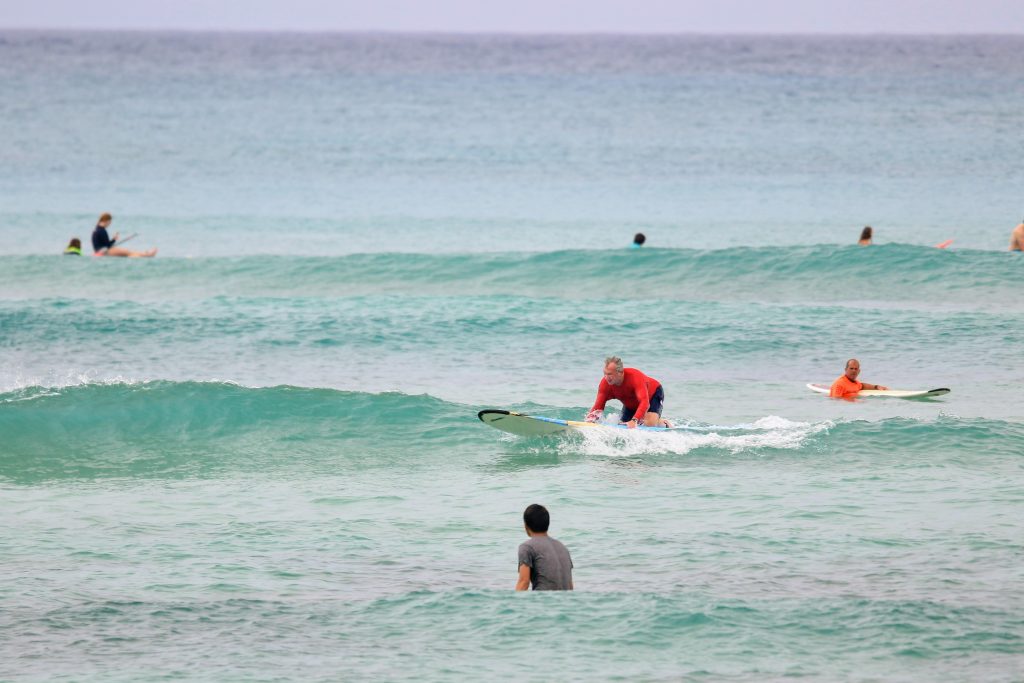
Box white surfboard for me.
[478,410,679,437]
[806,383,950,399]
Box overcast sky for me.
[2,0,1024,34]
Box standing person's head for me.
[859,226,873,243]
[603,356,625,386]
[523,503,550,536]
[844,358,861,382]
[67,238,81,249]
[633,232,646,247]
[98,213,112,227]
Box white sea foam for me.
[0,373,251,397]
[561,416,833,457]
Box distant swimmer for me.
[631,232,646,249]
[91,213,157,258]
[829,359,888,399]
[63,238,82,255]
[858,226,873,246]
[516,504,573,591]
[1010,220,1024,251]
[586,356,671,428]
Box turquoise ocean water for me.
[2,32,1023,681]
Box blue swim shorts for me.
[620,385,665,422]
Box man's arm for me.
[862,382,888,390]
[588,381,610,420]
[627,380,651,428]
[515,564,531,591]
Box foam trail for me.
[562,416,831,457]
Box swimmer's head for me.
[845,358,861,381]
[523,504,550,533]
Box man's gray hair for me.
[604,356,623,372]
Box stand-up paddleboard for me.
[478,409,678,437]
[807,383,950,399]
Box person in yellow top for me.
[830,359,888,399]
[63,237,82,255]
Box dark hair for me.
[633,232,646,245]
[523,504,550,533]
[859,226,873,241]
[68,238,81,249]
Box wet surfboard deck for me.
[477,409,681,436]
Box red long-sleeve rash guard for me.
[591,368,661,419]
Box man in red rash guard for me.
[585,356,670,428]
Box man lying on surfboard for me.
[830,359,888,399]
[585,356,671,428]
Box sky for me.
[2,0,1023,34]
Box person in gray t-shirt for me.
[516,503,573,591]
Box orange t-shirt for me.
[829,375,863,398]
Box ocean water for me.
[1,32,1023,681]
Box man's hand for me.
[626,418,638,429]
[585,410,602,423]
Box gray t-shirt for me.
[518,535,573,590]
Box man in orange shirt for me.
[830,359,888,399]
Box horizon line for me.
[2,26,1024,37]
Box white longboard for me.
[807,383,950,399]
[478,410,679,437]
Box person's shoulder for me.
[548,537,572,561]
[518,538,540,561]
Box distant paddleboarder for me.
[91,213,157,258]
[829,359,888,399]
